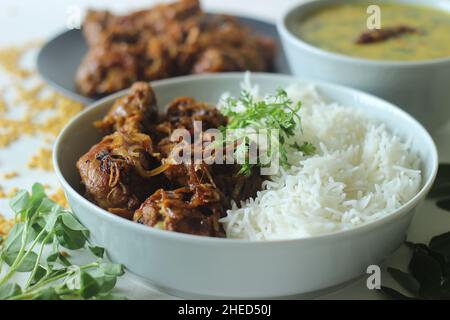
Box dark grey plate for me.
[37,14,291,105]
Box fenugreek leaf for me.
[3,223,24,252]
[56,225,86,250]
[0,184,125,300]
[30,265,47,286]
[61,212,88,231]
[79,271,101,299]
[88,246,105,258]
[97,275,117,294]
[95,293,127,300]
[37,197,59,215]
[100,263,124,276]
[2,250,38,272]
[0,283,22,300]
[10,190,30,214]
[31,287,59,300]
[29,183,46,212]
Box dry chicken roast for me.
[77,82,263,237]
[76,0,276,97]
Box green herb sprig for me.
[220,89,315,176]
[0,183,125,300]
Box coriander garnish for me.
[220,89,315,176]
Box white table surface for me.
[1,0,450,300]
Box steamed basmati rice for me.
[220,84,421,240]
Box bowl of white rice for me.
[54,73,438,298]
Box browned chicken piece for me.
[188,15,275,73]
[76,0,276,97]
[94,82,158,134]
[153,96,227,160]
[162,154,265,207]
[75,44,139,98]
[151,96,262,206]
[137,0,201,33]
[158,137,263,208]
[142,37,176,81]
[212,165,264,205]
[133,162,225,237]
[133,187,225,237]
[77,74,266,237]
[77,131,160,219]
[82,0,201,47]
[162,96,227,132]
[82,10,114,46]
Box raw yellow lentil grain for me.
[0,41,84,215]
[0,96,7,114]
[0,214,14,239]
[0,42,84,148]
[2,171,19,179]
[50,188,69,208]
[27,148,53,171]
[0,43,35,78]
[6,187,19,198]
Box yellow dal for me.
[295,2,450,61]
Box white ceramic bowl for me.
[277,0,450,134]
[54,73,438,298]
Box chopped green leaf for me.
[219,89,315,176]
[290,141,316,155]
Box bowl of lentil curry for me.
[277,0,450,133]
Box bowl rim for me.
[277,0,450,67]
[53,72,439,245]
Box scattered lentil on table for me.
[0,41,85,220]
